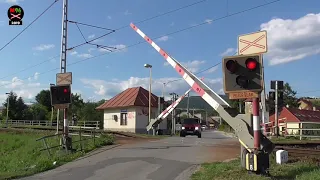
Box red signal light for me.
[245,58,257,70]
[225,60,238,73]
[63,88,68,93]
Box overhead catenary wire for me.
[0,0,281,89]
[0,0,59,53]
[72,22,117,52]
[0,0,211,80]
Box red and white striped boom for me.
[147,88,191,131]
[130,23,275,154]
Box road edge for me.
[174,164,201,180]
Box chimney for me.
[313,106,316,111]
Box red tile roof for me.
[269,107,320,123]
[96,86,163,110]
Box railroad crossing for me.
[130,23,274,175]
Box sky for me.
[0,0,319,104]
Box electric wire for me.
[75,23,87,42]
[73,22,117,52]
[0,0,210,80]
[0,0,281,88]
[0,0,59,53]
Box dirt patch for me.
[206,141,241,162]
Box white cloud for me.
[77,53,93,58]
[3,0,23,4]
[88,48,95,53]
[33,72,39,80]
[70,51,78,55]
[181,60,206,73]
[124,10,132,15]
[157,36,169,42]
[107,16,112,20]
[0,76,45,103]
[261,13,320,66]
[220,48,236,56]
[80,76,223,100]
[33,44,55,51]
[204,19,213,24]
[88,34,95,39]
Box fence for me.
[0,120,101,129]
[264,126,320,140]
[36,126,100,157]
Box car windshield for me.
[182,118,199,124]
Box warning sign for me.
[56,72,72,85]
[229,91,259,100]
[238,30,267,55]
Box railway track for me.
[274,146,320,157]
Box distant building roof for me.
[269,107,320,123]
[96,86,163,110]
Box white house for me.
[96,86,167,134]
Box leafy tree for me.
[229,99,245,113]
[268,82,300,115]
[283,82,300,108]
[69,93,85,117]
[2,91,28,120]
[29,103,48,120]
[35,90,51,111]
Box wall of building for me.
[103,108,136,133]
[286,122,300,135]
[135,106,167,134]
[104,106,168,134]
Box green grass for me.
[191,155,320,180]
[0,128,114,180]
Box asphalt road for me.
[20,130,240,180]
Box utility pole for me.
[187,92,190,117]
[274,81,279,137]
[270,80,283,137]
[171,95,174,135]
[260,57,267,134]
[59,0,70,149]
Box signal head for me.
[225,60,238,73]
[63,88,68,93]
[245,58,257,70]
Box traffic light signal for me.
[50,85,71,105]
[223,54,263,93]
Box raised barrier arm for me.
[147,88,192,131]
[130,23,274,154]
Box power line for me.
[0,55,60,80]
[115,0,209,30]
[0,0,59,53]
[72,21,117,52]
[0,0,280,88]
[0,0,210,80]
[66,0,209,50]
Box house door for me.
[120,113,127,126]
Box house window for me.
[120,113,127,126]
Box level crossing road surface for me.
[20,130,240,180]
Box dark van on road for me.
[180,118,201,138]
